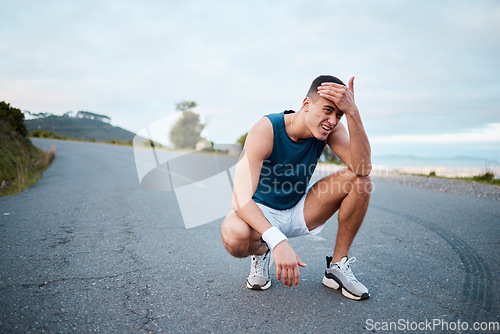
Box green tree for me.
[175,100,197,111]
[0,101,28,138]
[169,101,204,149]
[322,145,343,164]
[237,132,248,148]
[76,111,111,123]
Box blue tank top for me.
[253,111,325,210]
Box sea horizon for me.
[318,154,500,178]
[371,154,499,178]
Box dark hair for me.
[307,75,345,100]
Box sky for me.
[1,0,499,164]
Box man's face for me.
[304,95,344,141]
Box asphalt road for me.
[0,138,498,333]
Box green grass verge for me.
[407,170,500,186]
[0,121,56,196]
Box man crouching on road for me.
[221,75,372,300]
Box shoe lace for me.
[339,257,358,283]
[250,252,268,277]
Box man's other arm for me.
[231,117,274,233]
[232,117,306,287]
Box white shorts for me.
[256,188,326,238]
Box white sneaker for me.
[246,245,273,290]
[322,256,370,300]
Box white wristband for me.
[262,226,287,249]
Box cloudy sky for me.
[1,0,499,163]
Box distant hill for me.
[25,111,135,142]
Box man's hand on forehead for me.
[317,76,358,115]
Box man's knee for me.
[354,174,372,194]
[220,212,251,258]
[222,231,248,258]
[338,169,372,195]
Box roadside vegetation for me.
[30,128,68,140]
[410,170,499,186]
[0,101,56,196]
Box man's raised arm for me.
[319,76,372,176]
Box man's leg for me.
[221,211,273,290]
[220,211,267,258]
[303,168,372,300]
[304,168,372,261]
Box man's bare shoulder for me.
[250,117,273,136]
[244,117,273,159]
